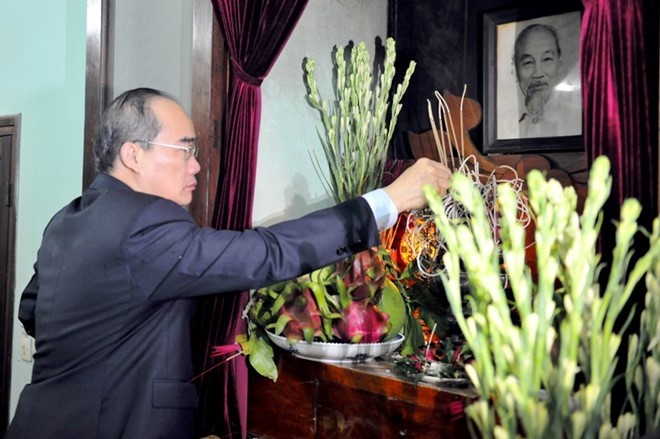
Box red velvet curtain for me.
[580,0,659,415]
[580,0,659,259]
[194,1,309,437]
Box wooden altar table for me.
[247,353,474,438]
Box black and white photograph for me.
[483,8,583,153]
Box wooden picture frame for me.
[482,6,583,153]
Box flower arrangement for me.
[394,88,531,383]
[404,88,531,278]
[239,38,417,381]
[424,155,660,437]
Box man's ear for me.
[119,141,142,172]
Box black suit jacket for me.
[6,173,379,439]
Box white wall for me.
[253,0,388,225]
[112,0,193,110]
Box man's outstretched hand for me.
[384,158,452,213]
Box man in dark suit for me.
[5,88,451,438]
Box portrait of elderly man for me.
[512,21,581,138]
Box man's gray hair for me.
[94,88,176,173]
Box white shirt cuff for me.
[361,189,399,231]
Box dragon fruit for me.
[333,249,406,342]
[276,288,326,343]
[250,247,407,346]
[334,300,389,343]
[335,248,385,302]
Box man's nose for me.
[531,63,545,77]
[189,156,201,175]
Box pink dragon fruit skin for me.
[334,301,390,343]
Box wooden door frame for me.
[0,114,19,434]
[84,0,226,227]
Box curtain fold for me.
[194,1,309,437]
[580,0,658,259]
[580,0,659,416]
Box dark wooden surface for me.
[83,0,110,191]
[247,353,473,438]
[189,0,226,228]
[0,116,19,435]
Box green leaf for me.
[400,313,425,356]
[248,333,278,382]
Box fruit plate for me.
[265,332,405,364]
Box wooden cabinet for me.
[247,353,473,438]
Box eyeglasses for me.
[136,140,199,160]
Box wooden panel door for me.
[84,0,226,227]
[0,115,19,434]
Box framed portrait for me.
[482,6,583,153]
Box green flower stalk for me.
[424,156,660,438]
[304,37,416,202]
[624,219,660,436]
